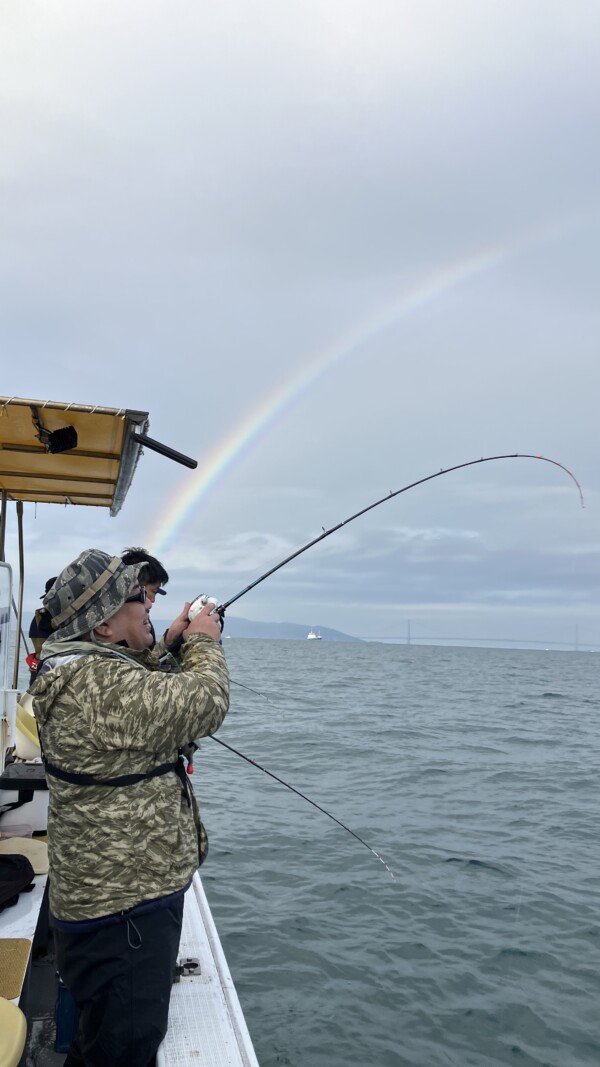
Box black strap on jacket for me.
[44,757,184,790]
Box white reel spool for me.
[188,594,218,620]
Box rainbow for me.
[149,215,586,554]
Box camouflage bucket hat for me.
[44,549,143,641]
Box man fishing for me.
[30,548,228,1067]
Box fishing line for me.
[216,453,583,615]
[210,735,395,879]
[230,678,321,707]
[230,678,273,704]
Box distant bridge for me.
[359,634,597,650]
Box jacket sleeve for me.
[80,634,229,752]
[147,631,174,660]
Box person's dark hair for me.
[36,609,54,638]
[121,547,169,587]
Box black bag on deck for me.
[0,854,36,912]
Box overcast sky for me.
[2,0,600,646]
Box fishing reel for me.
[188,594,219,621]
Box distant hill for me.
[19,611,362,643]
[155,616,362,642]
[220,617,361,641]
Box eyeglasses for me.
[125,589,148,605]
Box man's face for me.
[98,589,154,649]
[143,581,163,604]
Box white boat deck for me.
[158,873,259,1067]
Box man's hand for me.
[164,603,193,647]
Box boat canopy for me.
[0,396,150,516]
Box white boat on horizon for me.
[307,628,322,640]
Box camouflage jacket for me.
[30,633,229,921]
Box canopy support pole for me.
[12,501,25,689]
[0,490,7,562]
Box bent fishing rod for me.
[216,453,584,616]
[201,452,582,879]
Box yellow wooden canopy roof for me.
[0,397,150,516]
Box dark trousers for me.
[53,897,184,1067]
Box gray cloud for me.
[2,0,600,644]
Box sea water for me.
[12,636,599,1066]
[197,640,600,1067]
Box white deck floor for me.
[157,873,259,1067]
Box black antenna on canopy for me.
[132,432,197,470]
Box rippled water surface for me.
[196,640,600,1067]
